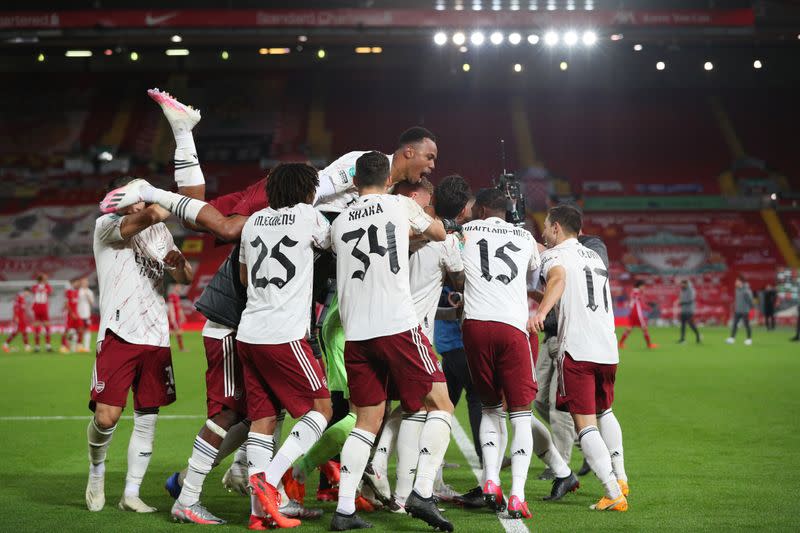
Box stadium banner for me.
[585,195,740,211]
[0,9,755,30]
[0,204,188,257]
[0,255,95,282]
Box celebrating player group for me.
[88,88,629,531]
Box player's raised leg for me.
[147,88,204,191]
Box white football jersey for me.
[314,151,394,213]
[202,320,234,340]
[237,204,331,345]
[94,214,177,347]
[332,194,432,341]
[409,234,464,342]
[540,238,618,364]
[461,217,540,333]
[77,287,94,319]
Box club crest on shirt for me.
[94,381,105,393]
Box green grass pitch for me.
[1,327,798,532]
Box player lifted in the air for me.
[86,176,193,514]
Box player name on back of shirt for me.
[348,202,384,221]
[252,213,296,226]
[465,223,528,238]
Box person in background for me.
[434,286,482,461]
[677,280,701,344]
[3,288,32,353]
[618,281,657,350]
[762,284,777,331]
[727,275,754,346]
[167,285,187,352]
[77,277,95,352]
[791,301,799,342]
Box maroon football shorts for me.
[556,352,617,415]
[461,319,538,408]
[344,326,446,412]
[90,329,176,410]
[238,338,329,420]
[203,334,246,418]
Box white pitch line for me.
[0,415,205,421]
[451,417,530,533]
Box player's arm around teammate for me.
[87,176,193,514]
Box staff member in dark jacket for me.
[726,275,754,346]
[677,280,701,344]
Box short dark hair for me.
[475,188,507,212]
[266,163,319,209]
[434,175,472,219]
[737,274,747,282]
[398,126,436,148]
[106,175,138,193]
[547,204,582,235]
[635,280,645,288]
[354,151,390,188]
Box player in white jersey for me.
[314,127,438,213]
[329,152,453,532]
[77,277,95,352]
[86,175,193,514]
[459,188,540,519]
[532,204,629,512]
[234,164,335,530]
[364,176,469,509]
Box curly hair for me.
[265,163,320,209]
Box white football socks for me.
[139,186,207,225]
[172,120,204,188]
[124,411,158,498]
[479,404,506,486]
[531,415,571,478]
[177,435,218,507]
[337,429,375,515]
[87,418,116,471]
[598,409,627,482]
[395,410,426,503]
[578,425,622,499]
[265,411,327,487]
[372,406,402,477]
[246,432,274,517]
[508,410,533,501]
[413,410,452,498]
